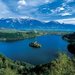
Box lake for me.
[0,34,70,65]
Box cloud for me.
[50,0,75,17]
[59,12,72,16]
[0,0,75,21]
[17,0,54,8]
[56,18,75,24]
[59,7,64,11]
[18,0,26,6]
[0,1,15,18]
[51,7,65,14]
[18,0,27,9]
[17,0,54,15]
[64,0,74,3]
[45,0,53,3]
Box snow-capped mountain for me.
[0,18,75,31]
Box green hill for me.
[0,53,75,75]
[0,29,46,41]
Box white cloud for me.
[60,12,72,16]
[18,0,26,6]
[18,0,27,9]
[0,0,20,18]
[56,18,75,24]
[0,0,75,21]
[18,0,54,8]
[65,0,74,3]
[51,1,74,17]
[0,1,14,18]
[51,7,65,15]
[59,7,64,11]
[45,0,53,3]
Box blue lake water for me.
[0,35,70,65]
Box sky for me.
[0,0,75,24]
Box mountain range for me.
[0,18,75,31]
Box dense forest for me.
[0,29,46,41]
[0,29,72,42]
[0,53,75,75]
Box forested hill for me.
[0,53,75,75]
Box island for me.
[29,41,41,48]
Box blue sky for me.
[0,0,75,23]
